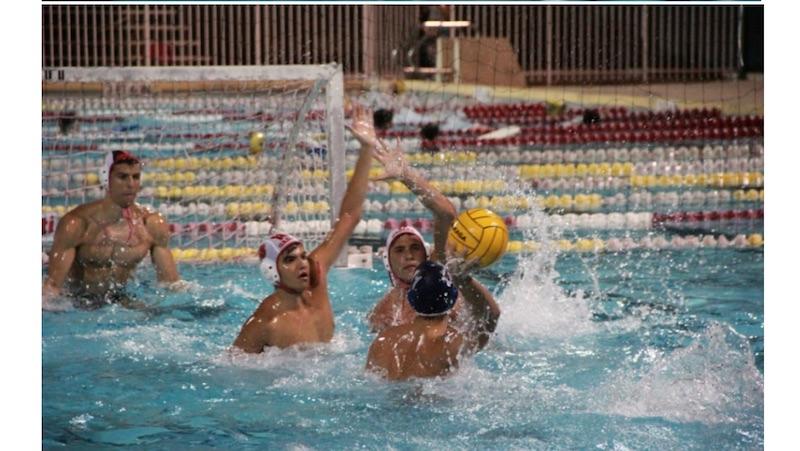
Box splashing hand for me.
[345,105,378,149]
[371,138,409,181]
[445,246,481,279]
[159,279,198,292]
[42,289,73,312]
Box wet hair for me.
[281,242,303,260]
[110,150,141,170]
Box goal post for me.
[42,64,347,258]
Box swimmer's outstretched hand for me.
[42,290,72,312]
[444,246,481,280]
[345,106,378,150]
[159,279,199,292]
[371,138,409,182]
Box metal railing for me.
[454,5,741,83]
[43,5,367,71]
[42,4,742,84]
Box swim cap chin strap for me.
[120,206,135,244]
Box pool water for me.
[42,241,763,449]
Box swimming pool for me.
[41,75,764,447]
[42,237,763,449]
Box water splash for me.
[69,413,94,429]
[216,325,367,390]
[497,197,599,339]
[219,279,261,302]
[82,321,219,361]
[498,252,597,339]
[588,322,764,425]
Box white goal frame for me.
[42,64,347,251]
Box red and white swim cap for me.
[258,232,302,284]
[99,150,141,190]
[383,226,430,287]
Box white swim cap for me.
[383,226,430,287]
[258,232,302,284]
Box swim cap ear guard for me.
[407,261,458,317]
[258,233,302,284]
[382,226,431,287]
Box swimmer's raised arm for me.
[445,254,500,353]
[43,213,86,302]
[454,271,500,354]
[309,107,375,270]
[372,141,456,262]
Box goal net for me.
[42,65,346,260]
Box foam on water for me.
[219,279,262,302]
[81,321,220,361]
[215,325,368,390]
[42,190,762,448]
[498,246,599,339]
[588,322,764,425]
[496,199,599,339]
[473,195,762,439]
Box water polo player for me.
[367,139,499,344]
[232,107,377,352]
[366,260,498,380]
[42,150,183,310]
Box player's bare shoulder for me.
[368,324,403,358]
[251,293,289,323]
[138,204,166,224]
[443,325,464,350]
[380,322,416,344]
[140,204,171,241]
[67,199,104,220]
[55,201,101,239]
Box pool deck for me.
[394,76,763,116]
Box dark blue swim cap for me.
[407,261,458,316]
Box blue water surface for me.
[42,246,763,449]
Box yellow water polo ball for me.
[447,208,509,268]
[249,131,265,155]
